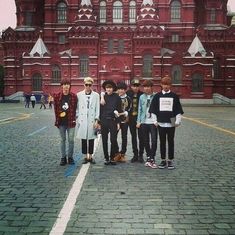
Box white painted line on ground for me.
[49,164,90,235]
[49,134,101,235]
[0,117,15,122]
[27,126,48,136]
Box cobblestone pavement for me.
[0,103,235,235]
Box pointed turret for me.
[29,36,50,57]
[187,35,206,57]
[137,0,159,27]
[75,0,96,26]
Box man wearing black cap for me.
[100,80,122,165]
[54,79,78,166]
[126,79,144,163]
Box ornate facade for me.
[1,0,235,98]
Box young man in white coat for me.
[76,77,100,164]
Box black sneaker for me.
[158,160,167,169]
[82,158,89,164]
[167,160,175,170]
[110,159,117,165]
[89,158,96,164]
[131,156,138,163]
[68,157,75,165]
[138,155,144,163]
[104,159,110,165]
[60,157,67,166]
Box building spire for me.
[75,0,96,25]
[137,0,159,26]
[187,34,206,57]
[142,0,153,6]
[80,0,92,6]
[29,36,50,57]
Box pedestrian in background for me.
[149,76,184,170]
[30,93,36,108]
[100,80,122,165]
[76,77,100,164]
[137,80,158,169]
[48,94,54,109]
[54,79,78,166]
[126,79,144,163]
[114,82,132,163]
[40,94,47,109]
[24,93,30,108]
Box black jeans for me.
[118,122,128,154]
[158,126,175,160]
[101,119,118,161]
[128,115,144,157]
[82,139,94,154]
[140,124,158,160]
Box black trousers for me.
[158,126,175,160]
[140,124,158,160]
[128,115,144,157]
[101,119,118,161]
[82,139,94,155]
[118,122,128,154]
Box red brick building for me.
[1,0,235,98]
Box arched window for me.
[129,1,136,23]
[213,58,221,79]
[118,39,124,54]
[100,1,107,23]
[143,54,153,77]
[108,38,113,53]
[171,0,181,22]
[192,73,203,92]
[210,8,216,24]
[25,12,33,26]
[171,65,182,84]
[52,65,61,83]
[113,1,123,23]
[32,73,42,91]
[57,2,67,24]
[80,55,89,77]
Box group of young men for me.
[53,76,184,170]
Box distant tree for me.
[0,65,5,99]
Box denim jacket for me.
[137,93,155,124]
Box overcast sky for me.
[0,0,235,32]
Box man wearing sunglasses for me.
[76,77,100,164]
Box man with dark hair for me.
[126,79,144,163]
[137,80,158,169]
[100,80,122,165]
[54,79,78,166]
[114,82,132,162]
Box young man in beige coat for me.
[76,77,100,164]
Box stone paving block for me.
[105,228,127,234]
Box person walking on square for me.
[136,80,158,169]
[100,80,122,165]
[40,94,47,109]
[114,82,132,163]
[48,94,54,109]
[54,79,78,166]
[30,93,36,108]
[149,76,184,170]
[76,77,100,164]
[24,93,30,108]
[126,79,144,163]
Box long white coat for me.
[76,90,100,140]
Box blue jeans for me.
[58,126,75,159]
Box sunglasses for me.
[85,84,92,87]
